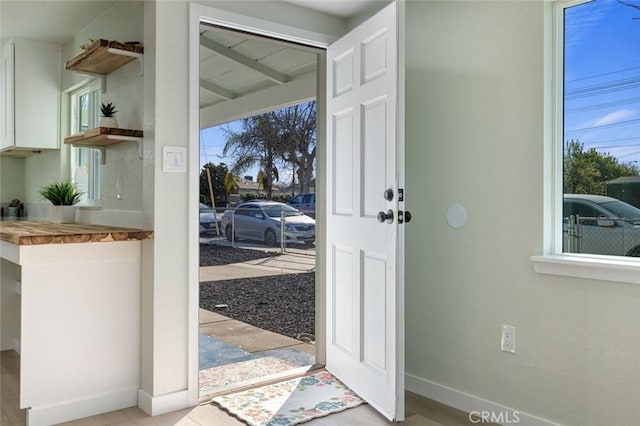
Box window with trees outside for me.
[70,81,101,203]
[559,0,640,258]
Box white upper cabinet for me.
[1,39,61,154]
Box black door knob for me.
[383,188,394,201]
[377,209,394,224]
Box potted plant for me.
[99,102,118,128]
[8,199,22,218]
[39,180,82,223]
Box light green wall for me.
[0,157,25,203]
[405,2,640,425]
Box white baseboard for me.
[26,387,138,426]
[405,373,560,426]
[138,388,191,417]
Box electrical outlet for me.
[500,324,516,353]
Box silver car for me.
[221,201,315,245]
[563,194,640,257]
[199,203,221,235]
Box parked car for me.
[563,194,640,257]
[221,201,315,245]
[289,193,316,217]
[199,203,221,235]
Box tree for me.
[563,140,639,195]
[275,102,316,193]
[199,162,236,206]
[222,102,316,198]
[222,115,283,198]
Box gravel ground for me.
[200,273,315,341]
[199,244,278,266]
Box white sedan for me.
[221,201,315,245]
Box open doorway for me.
[196,25,321,398]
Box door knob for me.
[383,188,394,201]
[377,209,394,224]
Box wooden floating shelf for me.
[65,127,143,146]
[64,127,144,164]
[65,39,143,75]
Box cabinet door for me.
[1,42,14,150]
[13,40,61,150]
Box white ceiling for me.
[0,1,115,45]
[281,0,383,18]
[1,1,384,45]
[199,26,318,110]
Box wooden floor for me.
[1,350,475,425]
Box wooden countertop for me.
[0,221,153,246]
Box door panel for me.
[325,2,402,421]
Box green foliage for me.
[564,140,640,195]
[241,192,266,202]
[39,180,82,205]
[222,101,316,198]
[240,192,292,203]
[200,162,236,206]
[100,102,117,117]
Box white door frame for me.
[187,3,404,411]
[187,3,335,406]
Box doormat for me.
[211,370,364,426]
[200,356,298,394]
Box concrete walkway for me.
[199,252,315,281]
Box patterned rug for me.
[200,356,299,394]
[212,370,364,426]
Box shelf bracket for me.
[107,48,144,76]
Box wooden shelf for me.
[64,127,143,164]
[65,39,143,75]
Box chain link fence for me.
[564,214,640,257]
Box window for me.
[70,82,101,203]
[533,0,640,284]
[558,0,640,258]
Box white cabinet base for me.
[1,240,141,426]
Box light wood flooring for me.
[1,350,476,425]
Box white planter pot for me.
[51,206,76,224]
[99,117,118,128]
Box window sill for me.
[531,254,640,285]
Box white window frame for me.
[70,81,101,205]
[531,0,640,285]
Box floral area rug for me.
[200,356,299,394]
[211,370,364,426]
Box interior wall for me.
[0,157,25,205]
[61,1,145,226]
[404,2,640,425]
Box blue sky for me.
[564,0,640,165]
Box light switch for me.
[162,146,187,173]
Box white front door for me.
[325,2,403,421]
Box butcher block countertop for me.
[0,221,153,245]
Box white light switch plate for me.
[162,146,187,173]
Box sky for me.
[564,0,640,166]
